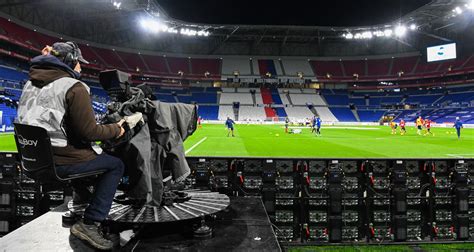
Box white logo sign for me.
[17,135,38,147]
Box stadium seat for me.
[330,108,357,122]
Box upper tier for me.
[0,17,473,82]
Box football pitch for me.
[1,125,473,158]
[183,124,473,159]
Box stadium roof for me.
[158,0,430,27]
[0,0,473,57]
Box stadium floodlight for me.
[362,31,372,39]
[140,18,167,33]
[180,28,197,36]
[344,33,354,39]
[410,24,417,30]
[394,25,407,37]
[466,0,474,10]
[384,29,393,37]
[179,28,210,36]
[167,27,178,34]
[113,1,121,9]
[373,30,384,37]
[197,30,210,36]
[454,6,463,14]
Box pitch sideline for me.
[185,137,208,154]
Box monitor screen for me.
[427,43,456,62]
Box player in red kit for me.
[424,119,434,136]
[399,119,406,135]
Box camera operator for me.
[17,42,125,250]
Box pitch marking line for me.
[287,126,380,130]
[446,154,474,158]
[185,137,208,154]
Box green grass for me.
[183,124,474,158]
[2,125,473,158]
[0,133,16,152]
[288,243,474,252]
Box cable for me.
[271,223,290,243]
[417,183,431,196]
[130,240,140,252]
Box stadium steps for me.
[364,60,368,76]
[114,51,129,71]
[233,107,239,121]
[314,106,339,122]
[138,54,151,72]
[260,88,274,104]
[188,58,193,74]
[286,93,294,105]
[164,57,172,73]
[351,109,361,122]
[309,106,319,117]
[411,57,420,74]
[249,59,254,75]
[89,48,108,67]
[216,92,221,104]
[387,58,394,76]
[431,95,446,105]
[391,111,403,120]
[460,54,474,69]
[251,91,256,105]
[318,94,330,107]
[400,97,407,104]
[275,107,288,118]
[173,95,179,103]
[279,60,286,75]
[264,107,277,118]
[428,108,460,122]
[340,61,347,77]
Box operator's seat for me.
[14,123,105,184]
[13,123,105,220]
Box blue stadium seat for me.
[275,107,287,117]
[0,66,28,82]
[330,108,357,122]
[357,110,385,122]
[324,95,349,106]
[197,105,219,120]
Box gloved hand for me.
[124,112,144,129]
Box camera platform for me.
[0,195,280,251]
[67,190,230,224]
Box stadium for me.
[0,0,473,251]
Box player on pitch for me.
[390,120,398,135]
[416,116,424,135]
[424,119,434,136]
[399,119,406,135]
[225,117,236,137]
[314,116,322,136]
[453,117,463,140]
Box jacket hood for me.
[29,55,81,87]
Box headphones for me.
[51,41,79,68]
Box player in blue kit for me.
[453,117,463,139]
[225,117,236,137]
[314,117,322,136]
